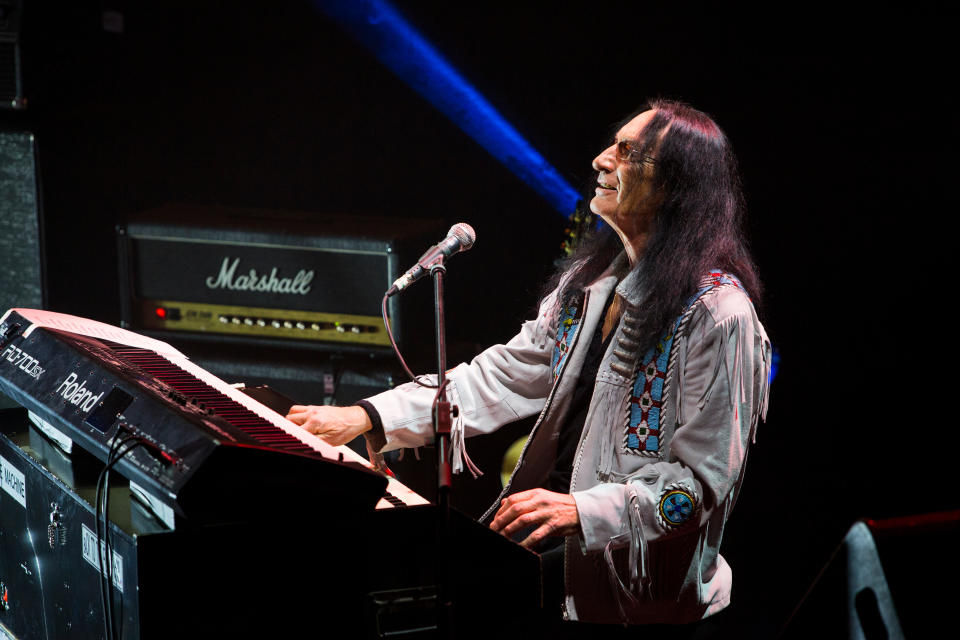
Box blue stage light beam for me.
[312,0,580,216]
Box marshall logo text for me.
[56,372,105,413]
[205,257,314,295]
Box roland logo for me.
[205,257,314,295]
[56,372,105,413]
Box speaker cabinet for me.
[781,512,959,639]
[0,0,26,109]
[0,128,45,409]
[0,129,44,310]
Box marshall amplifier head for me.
[117,204,443,354]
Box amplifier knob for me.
[310,323,321,331]
[231,317,241,325]
[351,326,361,334]
[219,315,229,324]
[256,319,267,327]
[295,322,306,330]
[282,320,293,329]
[271,320,282,329]
[243,318,254,326]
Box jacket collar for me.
[583,252,627,308]
[608,252,647,308]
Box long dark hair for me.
[544,98,763,352]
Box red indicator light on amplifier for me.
[154,307,181,320]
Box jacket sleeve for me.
[572,289,771,555]
[363,291,560,453]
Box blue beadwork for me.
[551,304,581,379]
[624,271,746,454]
[659,489,695,526]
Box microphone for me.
[387,223,476,296]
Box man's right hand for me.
[285,404,372,446]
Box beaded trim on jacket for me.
[622,271,747,456]
[551,302,583,380]
[551,270,748,458]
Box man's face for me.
[589,110,659,236]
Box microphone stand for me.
[430,261,454,638]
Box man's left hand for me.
[489,488,580,549]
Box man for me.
[287,98,771,631]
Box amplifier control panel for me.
[136,299,391,346]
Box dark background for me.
[2,0,955,635]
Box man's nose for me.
[592,143,616,173]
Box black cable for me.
[96,433,130,640]
[432,378,450,408]
[96,431,141,640]
[104,442,137,640]
[97,434,135,640]
[101,439,141,640]
[382,293,438,388]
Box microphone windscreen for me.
[447,223,476,251]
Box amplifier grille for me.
[0,131,43,312]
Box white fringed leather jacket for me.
[365,253,771,625]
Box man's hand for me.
[489,488,581,550]
[285,405,372,446]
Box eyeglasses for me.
[616,139,656,164]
